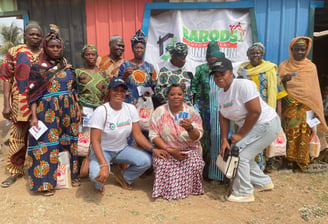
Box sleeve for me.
[276,73,288,99]
[241,80,259,104]
[129,104,140,123]
[89,105,106,130]
[118,62,127,78]
[192,65,201,95]
[149,106,162,141]
[0,49,15,80]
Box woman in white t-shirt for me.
[88,77,169,194]
[212,58,281,202]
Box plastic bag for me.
[56,151,72,189]
[266,130,287,158]
[136,96,154,130]
[77,130,90,157]
[309,127,321,158]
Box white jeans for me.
[233,115,281,196]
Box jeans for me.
[233,115,281,196]
[89,145,152,190]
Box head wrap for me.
[294,38,309,47]
[167,42,188,56]
[206,41,225,59]
[247,42,265,56]
[81,44,97,57]
[42,24,63,50]
[25,20,42,33]
[131,29,146,47]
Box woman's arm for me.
[29,102,39,128]
[219,111,231,156]
[179,118,200,141]
[91,128,110,183]
[152,136,185,161]
[231,97,261,143]
[2,80,12,121]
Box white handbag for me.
[216,144,240,179]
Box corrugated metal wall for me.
[86,0,152,60]
[17,0,87,67]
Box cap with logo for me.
[108,77,128,89]
[210,58,233,75]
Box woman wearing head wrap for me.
[75,44,109,157]
[27,24,81,196]
[154,42,193,107]
[237,42,287,171]
[279,36,328,171]
[191,40,226,181]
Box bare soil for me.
[0,94,327,224]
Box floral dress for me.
[27,64,79,192]
[149,103,205,200]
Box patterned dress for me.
[27,63,79,192]
[154,61,193,106]
[149,103,205,200]
[96,55,124,81]
[118,61,156,105]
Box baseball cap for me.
[210,58,233,74]
[108,77,128,89]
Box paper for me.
[174,111,190,124]
[306,110,321,128]
[83,107,94,127]
[29,120,48,140]
[137,86,154,96]
[239,68,247,78]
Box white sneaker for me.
[226,194,255,202]
[259,182,274,192]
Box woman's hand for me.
[2,105,12,121]
[122,67,134,81]
[220,138,230,157]
[179,118,192,131]
[167,147,187,161]
[95,165,110,184]
[153,148,170,160]
[29,116,39,128]
[230,133,243,144]
[75,103,82,125]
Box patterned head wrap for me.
[206,40,225,59]
[167,42,188,56]
[247,42,265,56]
[131,29,146,47]
[42,24,63,50]
[80,44,98,57]
[294,38,309,47]
[25,20,42,33]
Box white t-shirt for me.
[217,79,277,128]
[89,102,139,152]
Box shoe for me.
[261,182,274,191]
[43,190,55,197]
[226,194,255,202]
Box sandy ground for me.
[0,93,327,224]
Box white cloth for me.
[217,79,277,128]
[89,102,139,152]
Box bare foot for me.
[96,186,105,195]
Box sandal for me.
[72,178,81,187]
[1,174,20,188]
[96,186,105,195]
[115,172,133,190]
[43,190,55,197]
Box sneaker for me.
[259,182,274,192]
[226,194,255,202]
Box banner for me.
[145,9,253,75]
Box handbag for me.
[136,96,154,130]
[79,103,108,177]
[216,141,239,179]
[266,129,287,158]
[309,126,321,158]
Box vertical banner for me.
[145,9,253,75]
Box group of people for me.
[0,21,327,203]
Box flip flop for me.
[43,190,55,197]
[72,178,81,187]
[1,175,18,188]
[115,172,133,190]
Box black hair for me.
[166,83,184,97]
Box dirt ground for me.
[0,93,328,224]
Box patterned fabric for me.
[0,44,41,122]
[192,63,224,180]
[96,55,124,81]
[167,42,188,56]
[131,29,146,47]
[282,96,311,170]
[118,61,156,105]
[75,69,109,108]
[80,44,97,57]
[149,103,205,200]
[27,62,79,192]
[155,62,193,106]
[247,42,265,56]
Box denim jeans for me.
[89,145,152,190]
[233,115,281,196]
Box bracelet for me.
[99,163,108,168]
[149,145,155,153]
[164,145,171,150]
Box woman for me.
[27,24,81,196]
[88,77,167,194]
[192,40,225,181]
[237,42,287,171]
[154,42,193,107]
[75,45,109,155]
[150,83,205,200]
[279,36,328,171]
[213,58,281,202]
[118,29,156,106]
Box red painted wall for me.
[86,0,152,60]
